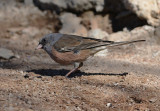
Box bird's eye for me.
[43,39,46,43]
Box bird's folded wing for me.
[53,35,114,53]
[53,34,145,53]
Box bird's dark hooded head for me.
[36,33,63,51]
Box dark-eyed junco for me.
[36,33,145,77]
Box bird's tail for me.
[80,39,145,56]
[85,39,145,50]
[105,39,145,47]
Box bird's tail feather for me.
[106,40,145,47]
[86,40,145,49]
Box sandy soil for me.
[0,1,160,111]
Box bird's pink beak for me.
[36,44,43,50]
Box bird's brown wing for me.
[53,34,113,53]
[53,34,145,53]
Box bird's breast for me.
[49,48,91,65]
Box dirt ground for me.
[0,1,160,111]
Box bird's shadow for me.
[26,69,128,78]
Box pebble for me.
[149,97,157,103]
[24,74,30,78]
[106,103,112,108]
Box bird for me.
[36,33,145,77]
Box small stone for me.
[106,103,112,108]
[15,55,20,59]
[19,71,24,75]
[24,74,30,78]
[113,83,119,86]
[0,48,14,59]
[149,97,157,103]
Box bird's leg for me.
[65,62,83,77]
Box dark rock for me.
[33,0,61,14]
[24,74,30,78]
[33,0,125,14]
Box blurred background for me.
[0,0,160,110]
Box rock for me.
[149,97,157,103]
[30,0,160,27]
[33,0,160,27]
[108,31,130,42]
[106,103,112,108]
[103,0,126,13]
[143,25,155,33]
[94,48,108,57]
[15,54,20,59]
[88,26,154,57]
[88,29,109,57]
[24,0,33,5]
[33,0,104,13]
[123,0,160,26]
[19,70,24,75]
[108,25,154,42]
[81,12,112,33]
[0,48,15,59]
[33,0,61,14]
[24,74,30,78]
[81,11,97,30]
[131,25,155,38]
[33,0,125,14]
[59,13,88,36]
[96,14,112,34]
[88,29,109,40]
